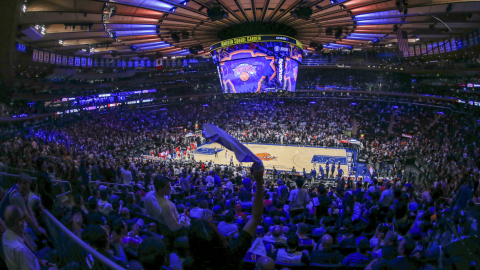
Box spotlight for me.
[330,0,336,4]
[171,33,180,43]
[71,25,75,31]
[58,40,63,45]
[372,38,379,43]
[415,38,420,41]
[171,7,176,12]
[290,7,313,20]
[183,1,188,5]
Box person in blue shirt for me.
[362,167,367,177]
[303,168,307,177]
[386,165,390,176]
[319,165,324,179]
[378,167,382,176]
[326,160,330,168]
[352,167,357,176]
[337,167,343,177]
[311,168,317,179]
[331,164,335,178]
[325,165,329,178]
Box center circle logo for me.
[239,72,250,81]
[255,153,277,161]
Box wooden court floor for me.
[195,143,349,173]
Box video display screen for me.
[211,40,302,93]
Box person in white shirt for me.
[144,175,187,239]
[121,164,133,185]
[217,212,239,238]
[2,205,50,270]
[206,171,215,187]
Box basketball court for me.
[195,142,351,175]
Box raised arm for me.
[242,169,264,237]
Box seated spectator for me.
[98,190,113,216]
[343,238,378,265]
[183,169,264,270]
[271,233,310,265]
[263,225,286,243]
[85,224,127,268]
[263,193,273,208]
[340,225,363,247]
[217,211,239,238]
[373,230,399,260]
[256,256,275,270]
[297,223,314,247]
[138,236,167,270]
[2,205,53,270]
[310,234,344,264]
[387,237,417,270]
[85,197,105,225]
[234,204,247,220]
[0,173,45,235]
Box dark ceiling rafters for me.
[266,0,287,21]
[260,0,270,22]
[233,0,251,22]
[214,0,245,23]
[18,0,480,55]
[251,0,257,22]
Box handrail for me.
[43,209,126,270]
[0,172,72,197]
[89,181,134,188]
[4,166,38,173]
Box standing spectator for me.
[289,179,310,222]
[36,157,55,211]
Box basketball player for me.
[225,149,229,161]
[331,163,335,178]
[319,165,324,179]
[214,147,218,158]
[325,164,329,178]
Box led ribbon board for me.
[210,35,303,51]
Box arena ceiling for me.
[18,0,480,57]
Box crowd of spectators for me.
[0,95,479,270]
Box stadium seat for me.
[243,259,257,270]
[309,263,345,269]
[339,246,357,256]
[274,262,306,270]
[346,264,368,270]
